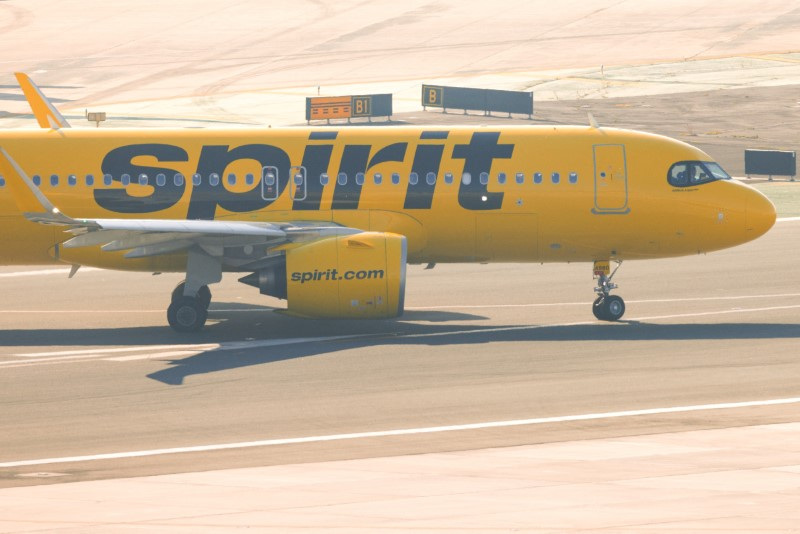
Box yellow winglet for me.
[14,72,72,130]
[0,146,75,225]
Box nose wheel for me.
[592,260,625,322]
[592,295,625,321]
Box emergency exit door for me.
[593,144,630,214]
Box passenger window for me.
[426,172,436,185]
[356,172,365,185]
[498,172,506,185]
[480,172,489,185]
[228,173,236,186]
[533,172,543,184]
[138,174,148,186]
[103,174,112,186]
[444,172,454,184]
[392,173,400,185]
[209,173,220,186]
[516,172,525,184]
[0,176,4,187]
[373,173,382,185]
[68,174,77,186]
[264,172,275,186]
[569,172,578,184]
[338,172,347,185]
[409,172,419,185]
[192,173,201,186]
[245,173,254,185]
[174,173,185,186]
[33,175,41,186]
[551,172,560,184]
[85,174,94,186]
[157,173,166,187]
[320,173,329,185]
[462,172,472,185]
[50,174,59,186]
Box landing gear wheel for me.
[593,295,625,322]
[171,282,212,309]
[592,297,609,320]
[167,296,208,332]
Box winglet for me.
[14,72,72,129]
[0,146,77,225]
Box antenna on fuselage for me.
[587,112,599,129]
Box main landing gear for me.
[592,260,625,321]
[167,282,212,332]
[166,248,223,333]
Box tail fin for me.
[14,72,72,129]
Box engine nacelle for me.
[240,232,406,319]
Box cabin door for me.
[592,144,630,214]
[261,166,280,201]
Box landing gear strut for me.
[592,260,625,321]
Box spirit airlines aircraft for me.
[0,73,776,332]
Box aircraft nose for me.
[746,188,776,239]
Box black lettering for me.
[404,132,447,209]
[331,145,371,209]
[292,133,335,211]
[188,144,291,220]
[452,132,513,210]
[95,144,187,213]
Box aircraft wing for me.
[60,218,360,259]
[0,146,361,261]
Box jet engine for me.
[240,232,406,319]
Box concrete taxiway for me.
[2,0,800,531]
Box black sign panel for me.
[421,84,533,116]
[745,149,796,177]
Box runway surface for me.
[2,0,800,531]
[2,219,799,481]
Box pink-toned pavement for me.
[2,422,800,533]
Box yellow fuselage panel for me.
[0,125,772,269]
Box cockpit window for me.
[668,161,731,187]
[704,162,731,181]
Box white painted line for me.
[17,344,218,358]
[777,217,800,222]
[630,304,800,322]
[2,396,799,468]
[0,335,384,367]
[105,350,204,362]
[3,293,799,315]
[0,267,101,278]
[407,293,800,310]
[0,310,164,314]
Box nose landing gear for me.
[592,260,625,321]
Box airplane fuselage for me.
[0,125,774,271]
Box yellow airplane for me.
[0,73,776,331]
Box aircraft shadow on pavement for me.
[1,303,798,385]
[144,315,800,386]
